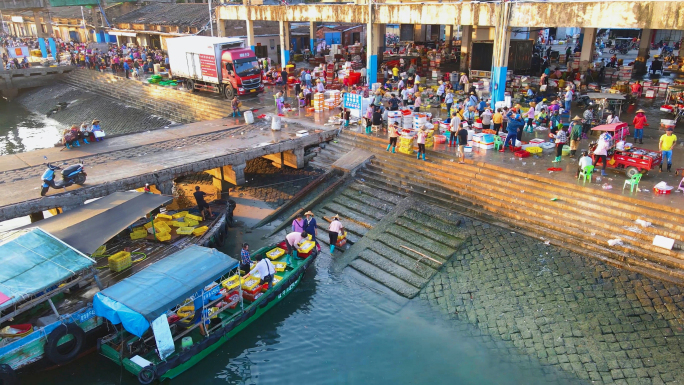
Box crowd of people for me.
[61,119,105,149]
[65,42,169,79]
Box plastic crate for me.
[155,232,171,242]
[273,261,287,272]
[193,226,209,236]
[167,221,182,228]
[184,218,199,227]
[156,214,172,222]
[266,247,286,260]
[243,290,263,302]
[336,238,347,247]
[130,229,148,240]
[514,150,531,158]
[185,214,203,222]
[108,251,132,272]
[273,275,283,285]
[176,227,195,235]
[297,240,316,254]
[172,211,189,219]
[242,276,261,291]
[131,226,146,233]
[222,275,241,290]
[144,222,154,229]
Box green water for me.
[21,247,580,385]
[0,99,61,155]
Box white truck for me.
[166,36,263,99]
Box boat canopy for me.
[0,228,94,311]
[19,191,171,255]
[93,246,238,337]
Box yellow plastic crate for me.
[176,227,195,235]
[221,275,241,290]
[297,240,316,254]
[130,229,148,240]
[193,226,209,236]
[185,214,203,222]
[131,226,145,233]
[144,222,154,229]
[273,261,287,272]
[108,251,132,272]
[151,222,171,234]
[184,218,199,227]
[92,245,107,257]
[169,221,184,228]
[172,211,188,219]
[526,146,542,155]
[337,231,347,240]
[273,275,283,285]
[155,232,171,242]
[266,247,286,260]
[242,276,261,291]
[156,214,172,221]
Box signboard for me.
[199,54,217,78]
[11,16,23,23]
[343,92,362,112]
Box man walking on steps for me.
[659,127,677,172]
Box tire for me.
[0,364,19,385]
[185,80,195,91]
[137,366,156,385]
[223,84,235,100]
[609,49,616,54]
[625,166,641,178]
[40,186,49,196]
[74,173,86,186]
[44,323,85,365]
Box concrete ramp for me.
[331,148,373,174]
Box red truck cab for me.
[221,49,264,98]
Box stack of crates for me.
[425,129,435,148]
[398,135,414,155]
[108,251,132,272]
[619,65,633,80]
[330,90,341,107]
[313,92,325,112]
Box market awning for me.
[19,192,171,255]
[0,228,94,311]
[93,245,238,337]
[592,122,628,132]
[586,93,626,100]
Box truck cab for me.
[221,49,263,99]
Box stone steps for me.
[348,258,421,298]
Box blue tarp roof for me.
[0,228,95,311]
[93,245,238,337]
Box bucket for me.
[153,63,160,74]
[182,336,193,349]
[271,115,281,131]
[244,110,254,124]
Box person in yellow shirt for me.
[392,66,399,81]
[659,127,677,172]
[492,109,503,135]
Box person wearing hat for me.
[444,89,454,116]
[548,100,560,114]
[632,109,648,144]
[659,128,677,173]
[437,80,445,103]
[303,211,319,252]
[593,131,612,176]
[387,121,400,153]
[536,98,547,112]
[459,72,469,92]
[327,214,344,254]
[564,86,574,114]
[569,116,583,157]
[79,122,91,144]
[416,125,428,161]
[502,112,524,152]
[582,106,594,139]
[91,119,104,142]
[468,92,478,108]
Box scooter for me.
[40,162,87,196]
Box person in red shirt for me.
[630,81,642,97]
[632,109,648,144]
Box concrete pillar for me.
[309,21,316,55]
[262,148,305,169]
[245,19,255,52]
[156,180,174,196]
[446,25,453,53]
[205,163,246,186]
[367,23,384,87]
[29,212,44,223]
[491,1,512,106]
[460,25,473,72]
[217,20,226,38]
[635,29,653,75]
[579,27,597,72]
[279,20,290,66]
[33,10,46,38]
[44,12,53,37]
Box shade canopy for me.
[93,245,238,337]
[0,228,94,311]
[20,192,171,255]
[592,122,628,132]
[585,93,626,100]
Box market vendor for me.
[240,243,252,274]
[248,254,276,289]
[285,230,309,265]
[303,211,320,252]
[593,132,612,177]
[659,128,677,173]
[387,121,400,153]
[328,214,344,254]
[569,116,583,157]
[632,109,648,145]
[576,151,594,178]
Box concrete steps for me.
[326,131,684,285]
[62,69,231,124]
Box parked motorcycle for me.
[40,162,87,196]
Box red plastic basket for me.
[514,150,531,158]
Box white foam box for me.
[478,143,495,150]
[296,130,309,137]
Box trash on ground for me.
[635,219,652,228]
[608,239,623,246]
[653,235,675,250]
[602,184,612,190]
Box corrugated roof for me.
[113,3,210,28]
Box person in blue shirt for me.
[240,243,251,274]
[477,99,487,115]
[444,90,454,116]
[468,92,478,106]
[122,61,130,79]
[501,111,524,152]
[303,211,319,252]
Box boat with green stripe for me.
[94,242,317,384]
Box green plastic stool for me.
[494,136,504,151]
[623,172,643,192]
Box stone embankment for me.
[17,83,171,137]
[62,69,231,124]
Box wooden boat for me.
[95,242,317,384]
[0,192,233,382]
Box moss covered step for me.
[400,209,468,238]
[328,198,388,222]
[314,207,368,239]
[393,217,466,248]
[323,202,378,228]
[366,242,438,280]
[347,182,407,205]
[339,188,396,213]
[384,225,455,258]
[357,249,429,288]
[347,259,421,298]
[376,232,447,264]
